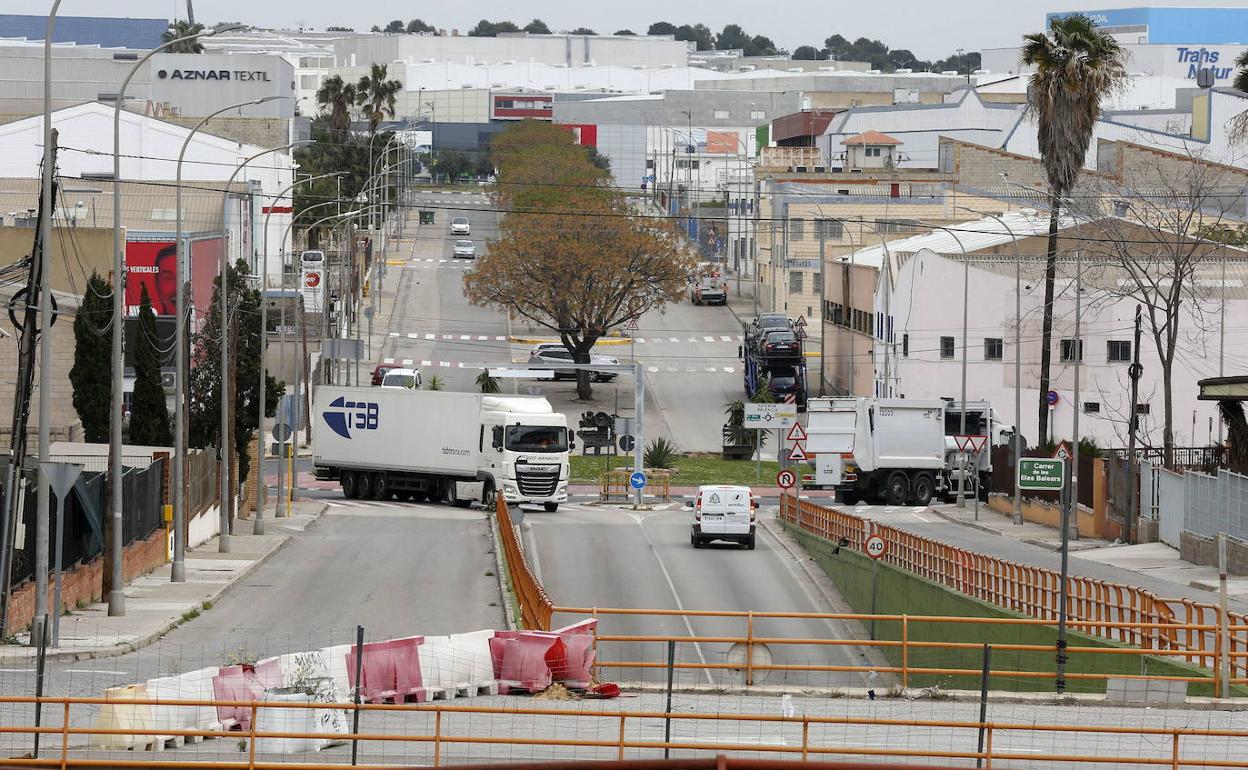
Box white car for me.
[452,239,477,258]
[450,217,471,235]
[528,343,619,382]
[380,367,422,390]
[690,485,758,549]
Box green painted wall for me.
[784,522,1228,695]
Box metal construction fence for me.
[494,496,552,631]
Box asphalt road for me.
[376,188,752,452]
[18,499,505,700]
[525,503,880,690]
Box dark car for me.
[747,313,793,345]
[757,329,801,359]
[766,366,807,410]
[371,364,396,387]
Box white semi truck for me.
[806,397,1014,506]
[312,388,571,511]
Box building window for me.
[902,333,909,357]
[1084,402,1101,414]
[1136,403,1151,415]
[1107,340,1131,362]
[789,271,804,294]
[984,337,1003,361]
[789,218,805,240]
[645,159,655,169]
[675,159,700,170]
[874,218,921,234]
[940,336,955,359]
[713,109,730,120]
[299,74,320,90]
[814,218,844,239]
[866,147,882,157]
[750,110,765,120]
[813,270,822,294]
[1060,339,1083,362]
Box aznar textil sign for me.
[1046,7,1248,46]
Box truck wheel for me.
[341,471,359,499]
[839,490,859,506]
[372,472,390,501]
[910,473,935,507]
[543,502,559,513]
[482,481,497,509]
[358,472,374,500]
[885,472,910,506]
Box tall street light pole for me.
[215,141,305,552]
[172,96,282,582]
[960,206,1025,526]
[254,174,343,533]
[926,225,969,506]
[108,22,233,618]
[33,0,62,647]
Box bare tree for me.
[1084,149,1247,467]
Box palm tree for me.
[356,63,403,135]
[1233,51,1248,93]
[161,19,205,52]
[315,75,357,135]
[1021,13,1126,446]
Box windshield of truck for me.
[506,426,568,453]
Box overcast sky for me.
[0,1,1236,59]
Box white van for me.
[690,485,757,549]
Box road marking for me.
[383,357,395,364]
[388,332,399,338]
[407,333,418,339]
[668,337,680,343]
[723,367,735,374]
[402,359,414,366]
[720,335,733,341]
[703,335,715,342]
[632,513,715,685]
[64,669,129,675]
[648,366,659,373]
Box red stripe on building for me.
[262,205,293,214]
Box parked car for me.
[450,217,471,235]
[380,367,423,389]
[690,485,758,549]
[528,343,619,382]
[452,240,477,258]
[371,364,397,387]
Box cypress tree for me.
[69,272,113,443]
[129,285,173,446]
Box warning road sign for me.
[786,423,808,442]
[787,443,809,462]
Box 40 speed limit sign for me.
[864,534,887,560]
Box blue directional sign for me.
[630,471,647,490]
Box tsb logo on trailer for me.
[322,396,379,439]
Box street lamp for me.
[171,95,284,582]
[213,140,308,552]
[959,205,1025,526]
[253,173,344,533]
[105,20,240,618]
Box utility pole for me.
[0,136,58,637]
[818,220,827,396]
[1124,304,1143,544]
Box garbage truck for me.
[312,387,571,511]
[805,397,1013,505]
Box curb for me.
[486,512,520,632]
[509,336,631,346]
[3,503,329,663]
[928,507,1005,536]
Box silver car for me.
[528,343,619,382]
[452,239,476,258]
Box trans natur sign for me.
[1018,458,1065,491]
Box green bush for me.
[644,437,679,469]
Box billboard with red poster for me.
[559,123,598,148]
[125,237,222,332]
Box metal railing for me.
[777,495,1248,686]
[3,694,1248,769]
[495,498,552,631]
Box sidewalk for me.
[0,500,327,662]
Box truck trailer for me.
[312,388,571,510]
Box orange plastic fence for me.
[495,497,552,630]
[4,695,1248,769]
[778,494,1248,679]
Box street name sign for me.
[1018,458,1065,491]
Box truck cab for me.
[480,397,571,512]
